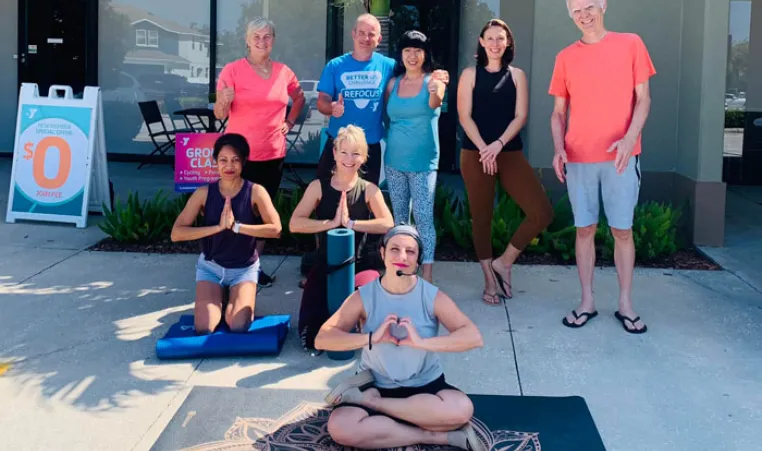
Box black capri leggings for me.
[242,157,284,202]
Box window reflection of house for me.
[112,3,210,89]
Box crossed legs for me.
[460,150,554,304]
[327,388,480,450]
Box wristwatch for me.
[233,222,241,234]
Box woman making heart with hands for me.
[314,225,486,451]
[289,125,394,355]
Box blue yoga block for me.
[156,314,291,359]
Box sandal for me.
[481,291,502,306]
[489,259,513,299]
[562,309,598,328]
[614,311,648,334]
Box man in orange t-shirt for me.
[549,0,655,334]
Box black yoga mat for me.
[151,387,605,450]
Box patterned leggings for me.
[384,167,437,264]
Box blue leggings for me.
[384,167,437,264]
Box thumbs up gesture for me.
[219,80,235,106]
[331,92,345,118]
[428,76,444,94]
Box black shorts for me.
[316,135,382,186]
[335,374,461,426]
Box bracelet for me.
[368,332,373,350]
[497,138,505,147]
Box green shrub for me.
[99,190,185,244]
[725,110,745,128]
[273,186,309,243]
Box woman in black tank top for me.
[171,133,282,335]
[457,19,554,305]
[289,125,394,353]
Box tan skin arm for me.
[428,76,446,109]
[350,183,394,234]
[550,95,568,155]
[623,80,651,145]
[286,86,306,127]
[416,291,484,352]
[317,92,335,116]
[456,67,487,151]
[236,184,282,239]
[171,187,223,242]
[314,291,370,351]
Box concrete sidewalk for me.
[1,239,760,450]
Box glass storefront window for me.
[458,0,500,75]
[217,1,328,164]
[99,0,211,155]
[725,1,752,160]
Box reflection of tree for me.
[98,0,131,89]
[459,0,497,70]
[216,1,327,81]
[727,40,748,93]
[389,2,447,69]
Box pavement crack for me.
[502,301,524,396]
[14,336,103,363]
[18,249,85,285]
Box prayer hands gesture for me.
[332,191,350,228]
[332,93,345,118]
[219,196,235,230]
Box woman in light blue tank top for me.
[314,225,486,451]
[383,31,446,283]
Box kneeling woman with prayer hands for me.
[314,225,487,451]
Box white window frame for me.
[147,30,159,47]
[136,29,147,46]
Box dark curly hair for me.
[213,133,250,162]
[393,30,436,77]
[475,19,515,68]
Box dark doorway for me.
[388,0,461,172]
[18,0,97,97]
[723,111,762,185]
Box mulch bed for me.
[89,236,721,270]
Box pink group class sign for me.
[174,133,220,192]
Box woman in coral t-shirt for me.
[214,17,305,287]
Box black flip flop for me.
[490,259,512,299]
[562,309,598,328]
[614,311,648,334]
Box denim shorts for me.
[565,155,641,230]
[195,253,260,287]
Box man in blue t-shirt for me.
[315,14,448,185]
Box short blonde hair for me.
[333,125,369,162]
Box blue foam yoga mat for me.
[156,314,291,359]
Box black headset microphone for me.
[396,268,418,277]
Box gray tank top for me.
[356,277,443,389]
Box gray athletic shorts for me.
[564,155,641,230]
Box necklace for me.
[247,56,272,76]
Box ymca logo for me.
[340,70,383,110]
